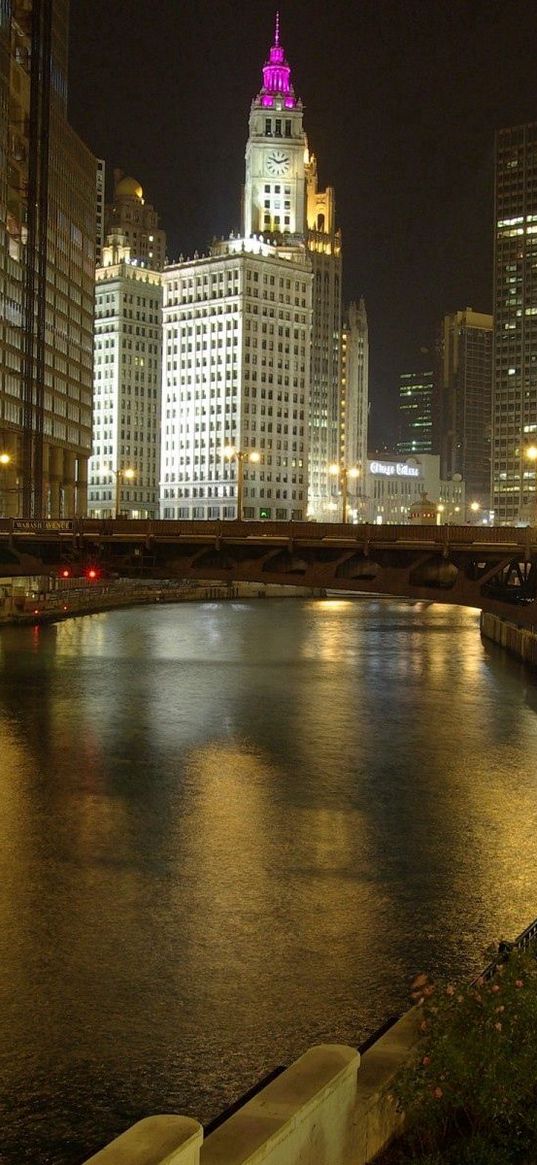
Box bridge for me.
[1,518,537,626]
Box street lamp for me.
[114,466,135,518]
[0,452,12,517]
[224,446,260,519]
[329,463,360,523]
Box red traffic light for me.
[85,567,100,581]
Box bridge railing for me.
[0,517,533,550]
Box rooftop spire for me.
[256,14,297,108]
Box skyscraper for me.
[438,308,493,513]
[493,123,537,524]
[340,299,369,519]
[396,366,434,456]
[88,225,163,519]
[0,0,96,517]
[242,15,342,521]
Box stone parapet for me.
[83,1115,203,1165]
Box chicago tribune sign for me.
[369,460,420,478]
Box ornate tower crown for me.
[257,12,297,108]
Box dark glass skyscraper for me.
[0,0,96,517]
[438,309,493,512]
[396,366,434,456]
[493,123,537,524]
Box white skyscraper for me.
[160,238,312,521]
[242,16,343,521]
[340,299,369,520]
[89,227,163,518]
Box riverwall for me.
[0,580,324,626]
[481,611,537,668]
[83,1011,420,1165]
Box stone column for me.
[47,443,63,517]
[76,453,89,517]
[63,450,76,517]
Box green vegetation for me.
[384,946,537,1165]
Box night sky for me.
[69,0,537,446]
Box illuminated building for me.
[88,229,163,518]
[160,18,314,521]
[340,299,369,519]
[365,455,465,525]
[242,15,342,520]
[493,124,537,524]
[0,0,96,517]
[438,308,493,513]
[105,170,167,271]
[396,367,434,456]
[160,238,312,521]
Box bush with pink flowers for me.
[384,946,537,1165]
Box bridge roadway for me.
[0,517,536,626]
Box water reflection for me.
[0,599,537,1163]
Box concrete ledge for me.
[352,1008,421,1164]
[201,1044,359,1165]
[84,1115,203,1165]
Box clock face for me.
[266,150,290,176]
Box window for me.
[275,119,282,137]
[265,119,272,136]
[285,120,291,137]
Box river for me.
[0,597,536,1163]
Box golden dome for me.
[115,176,143,200]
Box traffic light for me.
[59,568,71,579]
[85,566,100,581]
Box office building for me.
[161,237,312,521]
[340,298,369,520]
[365,454,465,525]
[241,15,343,519]
[105,170,166,270]
[0,0,96,517]
[493,123,537,524]
[161,17,324,521]
[397,366,434,456]
[438,308,493,514]
[88,229,163,518]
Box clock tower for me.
[243,15,306,238]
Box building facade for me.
[364,454,465,525]
[396,366,434,456]
[438,308,493,514]
[493,123,537,524]
[105,171,166,271]
[0,0,96,517]
[241,17,342,521]
[340,298,369,519]
[160,238,312,521]
[88,233,163,518]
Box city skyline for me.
[69,0,537,445]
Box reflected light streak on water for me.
[0,598,537,1163]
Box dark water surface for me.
[1,598,537,1163]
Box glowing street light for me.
[224,445,261,519]
[525,445,537,462]
[329,463,360,523]
[0,451,12,517]
[114,466,135,518]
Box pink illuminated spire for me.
[257,13,297,108]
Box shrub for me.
[388,946,537,1164]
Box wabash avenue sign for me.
[12,519,74,533]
